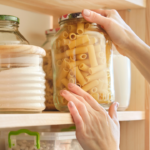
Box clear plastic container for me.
[42,28,59,110]
[113,49,131,110]
[4,129,83,150]
[0,45,46,113]
[51,12,115,111]
[0,15,29,45]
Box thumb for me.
[109,102,119,122]
[82,9,108,27]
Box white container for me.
[4,129,83,150]
[0,45,46,113]
[113,54,131,111]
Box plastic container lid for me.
[59,12,82,23]
[45,28,60,35]
[6,131,76,141]
[0,15,19,23]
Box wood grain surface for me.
[0,45,46,56]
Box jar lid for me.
[0,15,19,23]
[45,28,60,35]
[0,45,46,56]
[59,12,82,23]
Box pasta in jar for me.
[51,12,115,111]
[42,28,60,110]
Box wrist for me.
[123,32,147,59]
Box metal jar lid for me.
[0,15,19,23]
[45,28,60,35]
[59,12,82,23]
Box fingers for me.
[68,83,101,111]
[60,90,90,123]
[69,91,93,111]
[91,9,111,17]
[68,101,84,131]
[108,102,119,124]
[82,9,109,27]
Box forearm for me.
[125,35,150,84]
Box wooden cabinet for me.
[0,0,149,150]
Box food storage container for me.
[0,45,46,113]
[0,15,29,45]
[42,28,59,110]
[4,129,83,150]
[113,49,131,110]
[51,12,115,111]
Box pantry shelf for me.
[0,111,145,128]
[0,0,146,17]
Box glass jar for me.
[0,45,46,113]
[113,49,131,110]
[52,12,115,111]
[42,28,59,110]
[0,15,29,44]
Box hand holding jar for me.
[60,84,120,150]
[82,9,150,83]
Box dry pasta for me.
[87,45,98,67]
[68,24,76,33]
[79,63,89,72]
[82,80,99,92]
[72,67,87,86]
[81,71,89,78]
[77,22,84,34]
[59,31,69,39]
[61,78,69,89]
[67,59,90,69]
[67,70,74,79]
[55,52,66,60]
[62,58,70,68]
[69,77,76,83]
[85,23,92,29]
[66,45,88,56]
[70,56,76,62]
[88,65,106,75]
[56,60,62,67]
[76,54,87,60]
[88,87,98,94]
[86,71,106,82]
[68,35,90,49]
[69,33,77,40]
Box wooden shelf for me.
[0,0,146,17]
[0,111,145,128]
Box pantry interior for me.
[0,0,150,150]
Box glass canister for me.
[0,15,46,113]
[51,12,115,111]
[0,15,29,44]
[42,28,59,110]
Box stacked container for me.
[4,129,83,150]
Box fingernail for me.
[60,90,68,95]
[115,102,119,110]
[68,83,74,88]
[68,101,74,108]
[83,9,91,17]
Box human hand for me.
[82,9,139,56]
[60,83,120,150]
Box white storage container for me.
[4,129,83,150]
[113,53,131,111]
[0,45,46,113]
